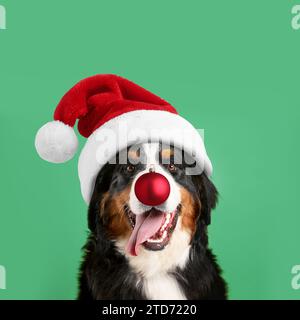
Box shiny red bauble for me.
[134,172,170,206]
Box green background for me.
[0,1,299,300]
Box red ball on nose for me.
[134,172,170,206]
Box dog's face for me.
[89,142,218,273]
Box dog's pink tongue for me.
[126,209,165,256]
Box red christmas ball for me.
[134,172,170,206]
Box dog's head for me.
[88,142,218,270]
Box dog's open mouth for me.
[125,206,179,256]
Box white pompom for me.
[35,120,78,163]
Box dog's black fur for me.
[78,151,227,300]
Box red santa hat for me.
[35,74,212,204]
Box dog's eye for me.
[167,164,177,173]
[126,165,136,173]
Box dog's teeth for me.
[147,230,168,243]
[160,214,170,232]
[147,238,162,243]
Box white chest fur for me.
[143,273,186,300]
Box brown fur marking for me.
[180,187,201,237]
[100,187,132,239]
[160,148,174,159]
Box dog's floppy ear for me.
[88,163,115,232]
[192,173,218,225]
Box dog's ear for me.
[192,173,218,225]
[88,163,115,232]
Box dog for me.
[78,142,227,300]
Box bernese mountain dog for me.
[78,142,227,300]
